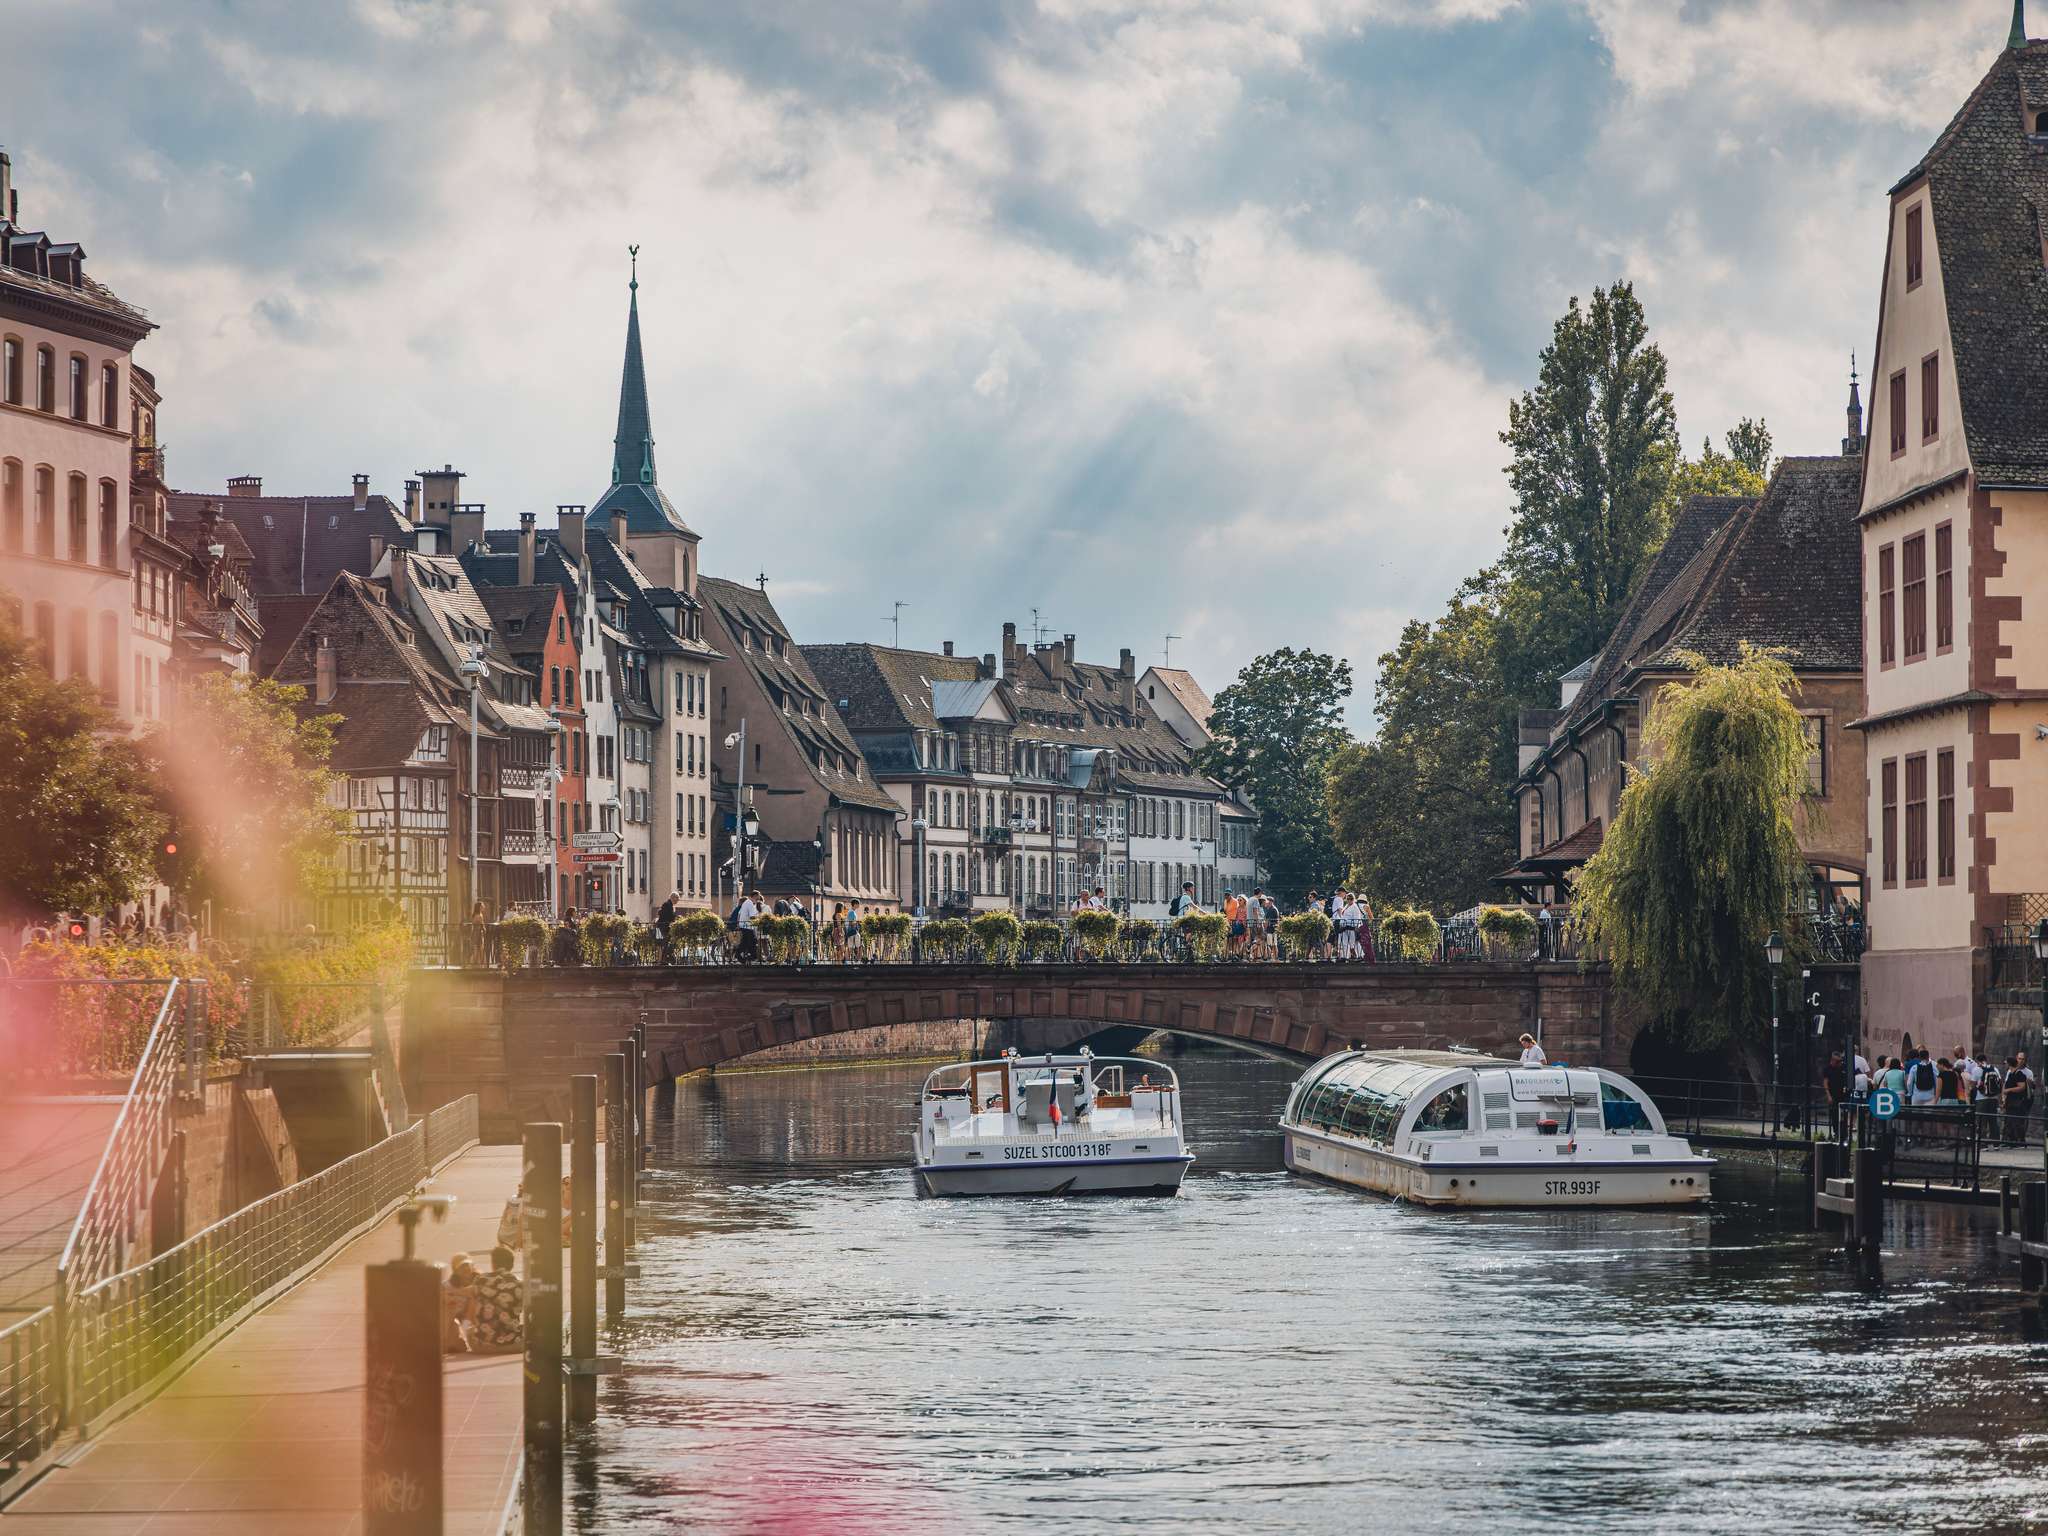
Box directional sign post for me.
[571,831,622,852]
[571,852,620,866]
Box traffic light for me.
[66,919,87,941]
[156,821,189,888]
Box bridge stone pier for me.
[405,962,1626,1143]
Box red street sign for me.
[572,852,621,865]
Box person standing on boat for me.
[1518,1033,1546,1067]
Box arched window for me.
[68,356,87,420]
[2,337,19,404]
[67,608,88,680]
[101,363,117,428]
[1,460,20,551]
[98,481,118,570]
[67,474,88,563]
[31,602,56,674]
[98,612,119,705]
[2037,110,2048,134]
[33,466,54,556]
[35,346,55,412]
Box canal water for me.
[573,1049,2048,1534]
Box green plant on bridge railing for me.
[578,912,632,966]
[1277,910,1331,960]
[625,921,662,965]
[1176,911,1229,961]
[1117,917,1159,960]
[671,910,725,958]
[754,914,813,964]
[919,917,969,961]
[1477,905,1537,958]
[1021,920,1064,962]
[1382,909,1442,962]
[1071,909,1119,959]
[860,911,912,960]
[970,910,1022,964]
[497,915,548,969]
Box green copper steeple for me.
[611,245,656,489]
[2015,0,2029,51]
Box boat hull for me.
[1284,1132,1710,1208]
[916,1154,1193,1197]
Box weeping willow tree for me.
[1572,646,1809,1068]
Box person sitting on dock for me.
[467,1247,525,1353]
[444,1253,479,1353]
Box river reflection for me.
[573,1048,2048,1534]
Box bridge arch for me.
[406,962,1616,1142]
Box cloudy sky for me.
[9,0,2018,727]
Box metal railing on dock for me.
[0,1094,480,1508]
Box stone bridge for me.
[404,962,1625,1142]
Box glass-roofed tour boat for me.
[1280,1048,1711,1207]
[915,1050,1194,1196]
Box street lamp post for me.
[2032,918,2048,1178]
[910,814,927,918]
[1765,929,1785,1134]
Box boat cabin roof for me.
[1283,1048,1666,1138]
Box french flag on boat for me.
[1049,1090,1063,1133]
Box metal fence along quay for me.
[0,1094,480,1506]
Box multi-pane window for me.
[1936,748,1956,884]
[67,474,87,564]
[1888,370,1907,456]
[1921,353,1940,441]
[1934,522,1953,652]
[1,460,19,550]
[98,482,117,570]
[68,356,86,420]
[1881,758,1899,888]
[35,346,54,412]
[101,363,117,428]
[1902,532,1927,661]
[1800,716,1826,795]
[1904,753,1928,885]
[1878,543,1896,667]
[2,338,18,404]
[1905,204,1924,287]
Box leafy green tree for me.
[1326,571,1516,913]
[0,618,163,922]
[1500,282,1679,680]
[1193,648,1352,906]
[1571,646,1810,1075]
[1723,418,1774,479]
[1659,424,1773,525]
[141,674,343,917]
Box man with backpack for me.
[1908,1050,1939,1107]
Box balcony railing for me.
[131,443,164,483]
[979,825,1012,846]
[500,765,546,794]
[502,830,543,860]
[1987,924,2043,991]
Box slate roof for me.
[474,585,562,663]
[1637,456,1863,672]
[0,233,154,343]
[175,488,412,598]
[802,643,985,734]
[701,578,898,812]
[1893,40,2048,486]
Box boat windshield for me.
[1412,1083,1468,1132]
[1294,1060,1440,1148]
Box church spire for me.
[611,244,656,490]
[1844,353,1864,458]
[2014,0,2028,51]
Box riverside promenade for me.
[3,1145,524,1535]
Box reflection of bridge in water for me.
[407,962,1628,1142]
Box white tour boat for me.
[1279,1048,1712,1207]
[915,1050,1194,1196]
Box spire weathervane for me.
[629,243,639,292]
[2014,0,2028,51]
[755,571,769,593]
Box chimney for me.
[450,502,485,555]
[368,534,386,572]
[313,633,336,705]
[417,464,462,529]
[610,506,629,551]
[942,640,954,656]
[404,478,421,523]
[980,652,996,680]
[388,549,410,609]
[1002,622,1017,678]
[1063,633,1076,665]
[1118,647,1136,713]
[351,473,369,512]
[0,151,11,231]
[518,512,537,585]
[558,505,586,565]
[227,475,262,498]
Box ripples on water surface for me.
[572,1050,2048,1534]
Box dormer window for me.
[2036,110,2048,135]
